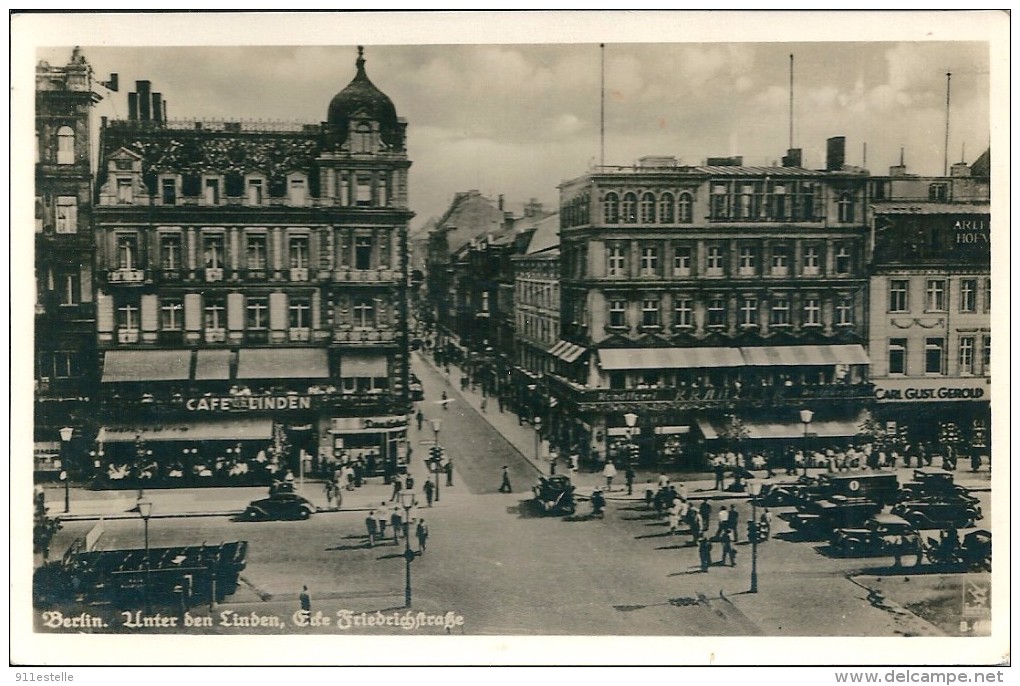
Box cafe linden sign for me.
[873,378,989,403]
[186,395,313,412]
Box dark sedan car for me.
[243,492,316,521]
[830,514,921,559]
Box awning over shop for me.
[598,347,744,371]
[561,343,586,364]
[101,418,274,443]
[101,350,191,383]
[237,348,329,380]
[654,426,691,435]
[195,349,232,380]
[548,341,570,358]
[697,414,864,440]
[696,418,719,440]
[740,344,869,367]
[340,353,388,378]
[606,427,633,437]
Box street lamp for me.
[747,479,762,594]
[623,412,639,466]
[430,418,442,503]
[399,490,418,608]
[135,498,153,612]
[799,409,815,477]
[59,426,73,513]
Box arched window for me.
[677,192,693,223]
[621,192,638,223]
[837,192,854,223]
[352,123,373,153]
[603,192,619,224]
[658,192,675,223]
[57,126,75,165]
[640,192,656,223]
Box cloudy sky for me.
[24,12,1000,230]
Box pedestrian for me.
[760,508,772,540]
[405,473,415,491]
[698,536,712,572]
[498,465,512,493]
[390,478,402,502]
[713,459,726,491]
[728,504,740,542]
[689,509,703,546]
[970,453,982,472]
[390,505,403,543]
[299,585,311,618]
[441,390,449,409]
[699,500,711,530]
[569,452,579,476]
[667,501,681,536]
[676,480,687,502]
[416,518,429,553]
[480,396,487,413]
[625,465,636,496]
[720,529,737,567]
[716,505,729,537]
[644,480,655,509]
[423,479,435,507]
[334,477,344,510]
[603,461,617,492]
[375,504,389,540]
[656,472,669,489]
[324,480,335,510]
[444,458,454,486]
[416,409,424,431]
[365,511,378,547]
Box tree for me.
[857,409,887,448]
[33,490,62,560]
[718,415,750,451]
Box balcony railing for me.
[289,267,310,282]
[204,328,227,343]
[204,268,224,283]
[332,268,400,282]
[109,268,146,283]
[332,328,398,344]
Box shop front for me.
[325,415,409,482]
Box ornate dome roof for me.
[327,46,401,148]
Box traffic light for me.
[429,446,441,461]
[628,442,640,465]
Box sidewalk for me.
[415,350,992,500]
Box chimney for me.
[128,92,138,120]
[888,164,907,177]
[498,194,504,211]
[781,148,802,167]
[826,136,846,171]
[152,93,163,123]
[137,80,152,121]
[950,162,971,178]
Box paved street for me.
[35,351,994,637]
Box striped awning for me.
[598,347,744,371]
[740,345,869,367]
[101,350,191,383]
[548,341,587,363]
[237,348,329,380]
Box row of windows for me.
[606,295,856,329]
[112,294,383,332]
[518,313,557,343]
[887,335,990,376]
[603,191,696,224]
[605,242,854,278]
[35,195,79,233]
[516,280,559,309]
[109,231,387,272]
[888,278,991,314]
[36,126,78,165]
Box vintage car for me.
[782,496,882,538]
[923,528,991,570]
[811,472,900,508]
[753,476,819,508]
[830,513,921,558]
[891,500,982,530]
[532,475,576,516]
[897,468,980,505]
[409,373,425,401]
[242,492,316,521]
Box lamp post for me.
[747,479,762,594]
[59,426,73,513]
[136,498,153,612]
[430,418,442,503]
[799,409,815,477]
[399,490,418,608]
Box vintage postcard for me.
[10,10,1010,670]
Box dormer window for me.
[203,178,221,205]
[288,175,307,206]
[246,177,265,205]
[352,123,373,153]
[116,178,133,204]
[160,176,178,206]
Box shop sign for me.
[185,395,313,412]
[330,415,405,432]
[873,378,988,403]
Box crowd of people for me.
[96,445,291,488]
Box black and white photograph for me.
[11,10,1009,671]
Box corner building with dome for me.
[90,47,415,484]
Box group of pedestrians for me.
[364,501,430,553]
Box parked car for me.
[891,500,982,530]
[783,496,882,538]
[409,373,424,401]
[812,472,900,508]
[243,492,316,521]
[898,468,979,505]
[830,513,921,558]
[532,475,576,516]
[753,476,819,508]
[923,528,991,570]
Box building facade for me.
[34,48,103,478]
[91,48,414,483]
[553,146,873,468]
[867,156,991,460]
